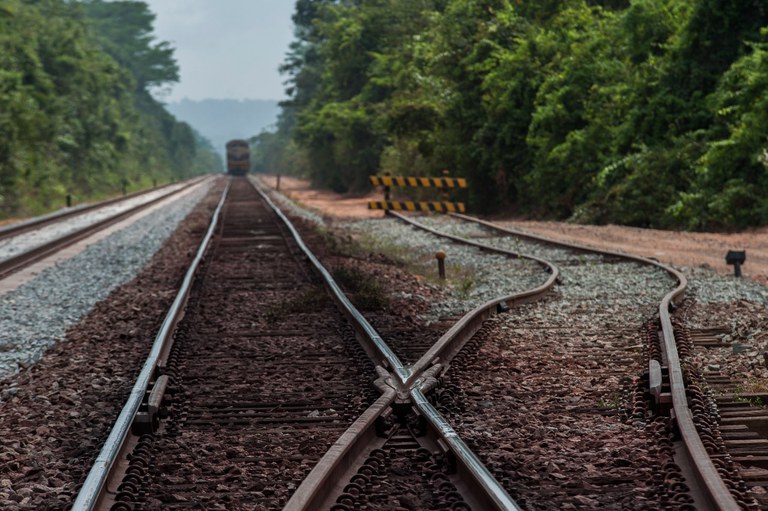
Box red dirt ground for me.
[257,175,767,285]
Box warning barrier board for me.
[369,176,467,188]
[368,201,466,213]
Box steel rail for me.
[70,181,230,511]
[0,179,205,280]
[252,181,411,384]
[387,211,558,388]
[410,386,523,511]
[283,387,397,511]
[448,213,741,510]
[277,200,557,510]
[256,182,536,510]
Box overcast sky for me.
[143,0,296,102]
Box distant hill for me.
[166,98,281,156]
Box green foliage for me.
[81,0,179,92]
[0,0,218,219]
[256,0,768,230]
[332,265,389,311]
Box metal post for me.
[726,250,746,277]
[384,171,391,202]
[436,251,446,279]
[276,174,281,192]
[66,194,72,208]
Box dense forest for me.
[255,0,768,230]
[0,0,220,219]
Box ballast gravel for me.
[0,182,210,382]
[0,183,190,261]
[0,180,224,510]
[261,184,554,321]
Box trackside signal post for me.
[368,172,468,213]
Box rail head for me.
[283,388,397,510]
[411,386,523,511]
[70,181,229,511]
[251,179,412,385]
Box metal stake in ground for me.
[725,250,746,277]
[436,251,446,280]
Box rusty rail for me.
[448,213,741,510]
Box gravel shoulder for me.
[257,175,766,280]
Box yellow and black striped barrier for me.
[368,201,466,213]
[369,172,468,213]
[369,175,468,188]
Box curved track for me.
[69,178,758,510]
[397,212,750,509]
[72,179,524,510]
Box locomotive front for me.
[226,139,250,176]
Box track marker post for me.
[436,251,446,279]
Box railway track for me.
[389,213,760,509]
[71,178,525,510]
[0,179,204,281]
[677,303,768,509]
[65,175,765,510]
[0,182,182,241]
[392,214,678,508]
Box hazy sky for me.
[143,0,296,102]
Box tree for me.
[81,0,179,92]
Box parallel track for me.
[0,182,182,242]
[0,179,203,280]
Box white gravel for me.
[683,266,768,305]
[255,181,768,332]
[0,183,210,382]
[259,184,681,325]
[0,184,190,262]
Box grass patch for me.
[733,379,768,407]
[332,266,389,311]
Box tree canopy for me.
[0,0,219,219]
[261,0,768,230]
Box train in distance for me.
[226,139,250,176]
